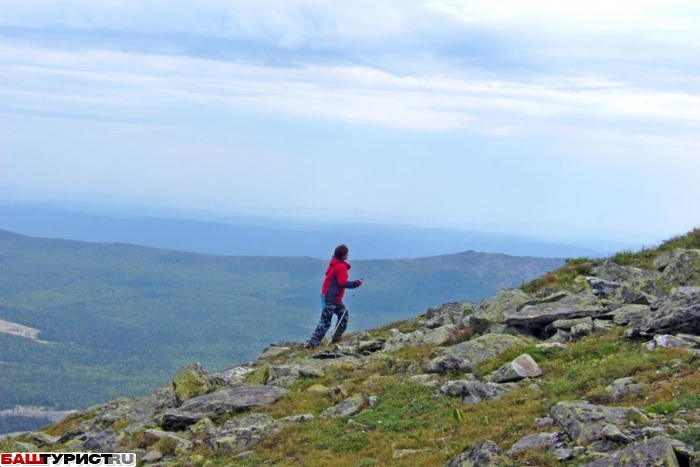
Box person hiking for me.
[304,244,363,350]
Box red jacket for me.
[321,258,360,304]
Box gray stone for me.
[610,305,652,326]
[143,429,194,449]
[626,291,700,337]
[506,432,562,457]
[204,413,280,452]
[214,367,257,385]
[468,289,531,334]
[549,401,648,445]
[601,424,635,444]
[445,439,504,467]
[580,436,680,466]
[441,380,517,405]
[660,249,700,289]
[178,384,288,416]
[489,354,542,383]
[570,320,594,340]
[358,339,386,353]
[586,277,621,297]
[605,378,645,402]
[592,261,662,296]
[321,393,368,418]
[159,410,206,431]
[425,333,526,374]
[78,429,119,451]
[504,291,607,335]
[413,325,458,346]
[172,363,213,405]
[648,334,697,350]
[141,451,163,463]
[281,413,315,423]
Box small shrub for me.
[154,437,179,456]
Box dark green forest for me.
[0,229,563,413]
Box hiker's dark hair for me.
[334,244,349,260]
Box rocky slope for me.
[3,241,700,466]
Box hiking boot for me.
[303,341,317,350]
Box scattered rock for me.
[488,354,542,383]
[321,393,368,418]
[445,439,504,467]
[172,363,213,405]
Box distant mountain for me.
[0,203,615,259]
[0,228,563,413]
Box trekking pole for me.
[331,292,355,340]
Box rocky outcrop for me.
[425,333,526,373]
[11,241,700,466]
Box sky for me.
[1,0,699,245]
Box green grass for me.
[522,227,700,294]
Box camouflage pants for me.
[309,301,348,346]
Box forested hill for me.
[0,228,563,412]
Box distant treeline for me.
[0,229,563,413]
[0,415,53,434]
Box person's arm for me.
[337,265,363,288]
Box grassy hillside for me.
[0,229,563,412]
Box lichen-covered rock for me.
[549,401,646,446]
[255,346,292,363]
[412,324,457,346]
[579,436,681,467]
[243,364,271,385]
[424,301,474,328]
[204,413,280,452]
[609,304,652,326]
[605,378,645,402]
[506,432,562,457]
[143,429,193,449]
[172,363,213,405]
[163,385,288,427]
[445,439,504,467]
[320,393,368,418]
[647,334,697,350]
[592,261,662,296]
[266,365,303,387]
[213,366,256,385]
[659,249,700,289]
[626,289,700,337]
[425,333,526,373]
[441,380,517,404]
[504,291,607,334]
[488,354,542,383]
[468,289,531,334]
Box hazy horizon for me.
[2,1,699,244]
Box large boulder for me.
[488,354,542,383]
[659,249,700,289]
[423,302,474,328]
[468,289,531,334]
[172,363,214,405]
[441,380,517,404]
[179,384,288,414]
[425,333,526,374]
[204,413,280,452]
[504,291,607,335]
[549,401,647,447]
[445,439,504,467]
[592,261,662,296]
[580,436,681,467]
[626,288,700,337]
